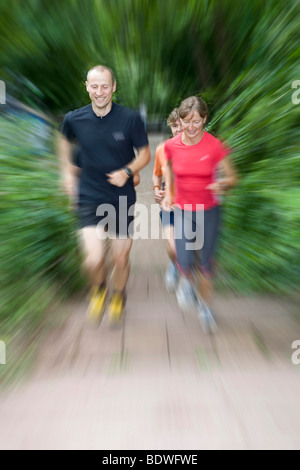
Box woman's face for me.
[170,119,182,137]
[181,110,206,141]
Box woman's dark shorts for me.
[160,209,175,228]
[174,206,221,277]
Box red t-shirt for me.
[164,131,230,211]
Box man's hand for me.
[107,169,129,187]
[133,172,140,187]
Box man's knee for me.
[79,227,107,274]
[111,240,132,271]
[83,251,105,274]
[113,251,130,271]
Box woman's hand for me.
[206,181,227,196]
[161,195,173,212]
[208,157,238,195]
[154,188,165,204]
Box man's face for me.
[86,70,116,112]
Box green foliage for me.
[0,114,85,338]
[0,0,268,115]
[210,1,300,293]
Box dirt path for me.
[0,134,299,450]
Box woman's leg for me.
[196,206,221,301]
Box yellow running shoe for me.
[87,285,108,325]
[108,291,125,326]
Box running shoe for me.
[108,291,126,326]
[197,299,217,334]
[176,277,197,311]
[87,285,108,325]
[165,261,179,292]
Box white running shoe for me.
[165,262,179,292]
[176,277,197,311]
[197,299,218,334]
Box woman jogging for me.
[162,96,237,333]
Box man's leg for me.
[110,238,133,292]
[107,237,133,325]
[79,225,108,323]
[79,226,107,285]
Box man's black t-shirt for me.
[62,103,149,207]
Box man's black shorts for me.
[78,204,135,238]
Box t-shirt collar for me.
[90,102,115,119]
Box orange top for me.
[153,142,175,203]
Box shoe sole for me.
[176,290,198,312]
[165,276,177,292]
[86,294,108,328]
[197,301,218,335]
[198,315,218,335]
[107,298,126,328]
[86,310,106,328]
[108,309,125,329]
[177,299,196,313]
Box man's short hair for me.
[87,65,115,84]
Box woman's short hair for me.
[167,108,180,127]
[178,96,208,119]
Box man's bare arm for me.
[127,145,151,174]
[57,134,80,197]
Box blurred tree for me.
[209,0,300,292]
[0,0,268,116]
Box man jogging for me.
[59,65,151,325]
